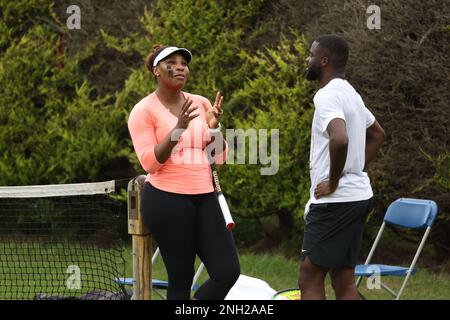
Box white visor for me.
[152,46,192,67]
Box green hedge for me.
[2,0,448,258]
[0,19,126,185]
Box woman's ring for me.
[184,112,189,116]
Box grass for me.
[123,248,450,300]
[0,241,127,300]
[1,242,448,300]
[356,270,450,300]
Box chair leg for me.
[153,288,166,300]
[395,227,432,300]
[356,275,363,288]
[380,281,398,298]
[358,290,367,300]
[355,224,386,288]
[396,270,414,300]
[356,277,399,299]
[192,262,205,291]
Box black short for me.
[300,198,373,269]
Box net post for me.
[127,175,151,300]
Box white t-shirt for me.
[305,78,375,216]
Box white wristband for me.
[208,123,222,133]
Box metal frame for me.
[150,247,205,299]
[356,221,433,300]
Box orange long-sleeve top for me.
[128,92,228,194]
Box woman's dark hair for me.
[145,44,168,74]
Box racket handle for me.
[217,194,235,229]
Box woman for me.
[128,45,240,300]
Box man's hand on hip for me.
[314,180,338,199]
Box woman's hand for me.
[205,91,224,129]
[175,98,199,130]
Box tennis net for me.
[0,180,129,300]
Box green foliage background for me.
[0,0,448,260]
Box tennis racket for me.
[207,146,235,230]
[272,288,301,300]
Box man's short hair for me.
[315,34,349,69]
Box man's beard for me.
[305,66,321,81]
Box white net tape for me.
[0,180,116,198]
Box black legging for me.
[141,182,240,300]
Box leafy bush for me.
[2,0,448,259]
[0,23,126,185]
[102,1,315,249]
[222,34,314,220]
[217,34,314,251]
[104,0,268,173]
[0,0,54,54]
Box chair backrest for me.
[384,198,438,229]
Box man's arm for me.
[365,120,386,169]
[314,118,348,199]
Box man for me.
[299,34,386,300]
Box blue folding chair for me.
[355,198,438,300]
